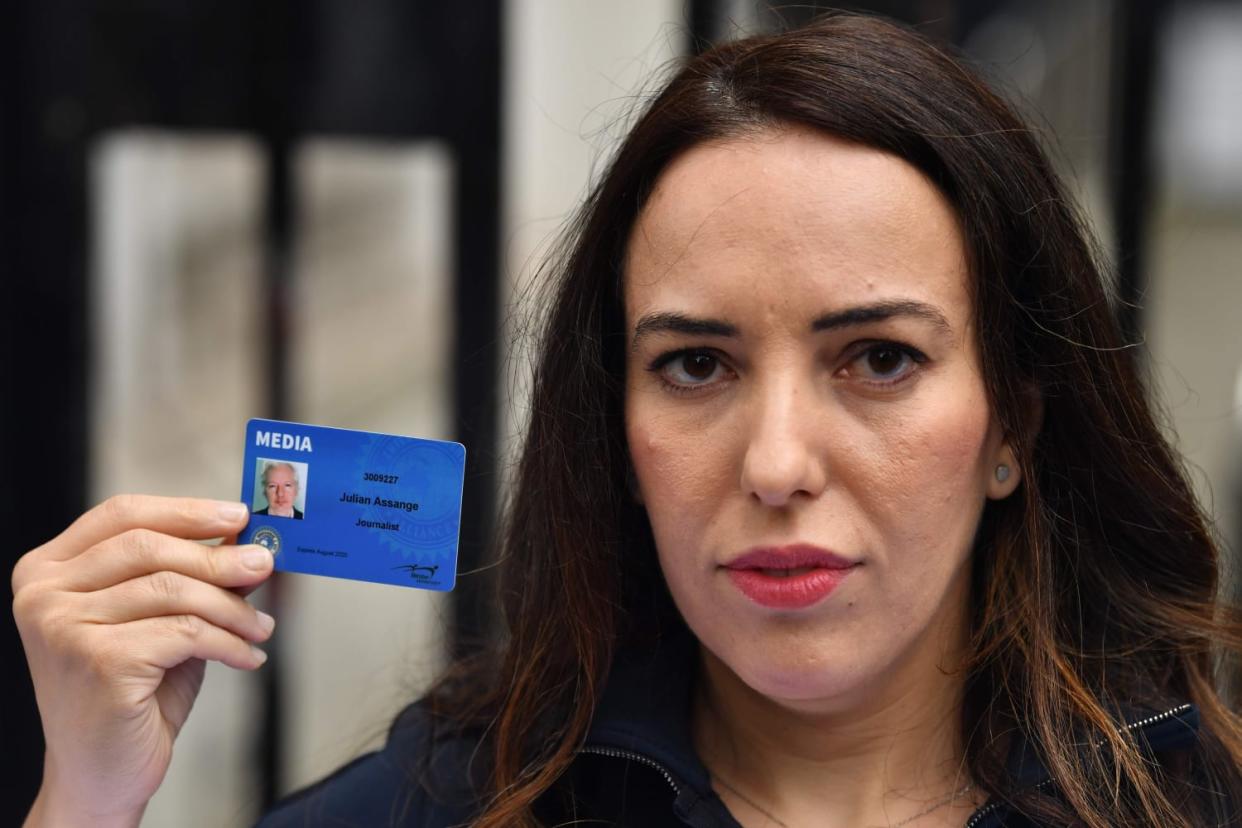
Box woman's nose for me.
[739,382,828,507]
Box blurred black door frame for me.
[2,0,501,821]
[2,3,92,823]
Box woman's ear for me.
[986,444,1021,500]
[987,383,1043,501]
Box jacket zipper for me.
[1120,703,1192,734]
[577,745,682,797]
[963,781,1052,828]
[962,703,1194,828]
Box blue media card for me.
[239,418,464,590]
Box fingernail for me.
[251,645,268,665]
[256,611,276,634]
[219,502,249,522]
[241,545,273,570]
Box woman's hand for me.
[12,495,275,828]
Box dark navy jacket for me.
[257,635,1202,827]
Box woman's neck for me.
[692,642,979,828]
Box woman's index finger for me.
[36,494,251,562]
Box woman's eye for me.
[653,350,728,389]
[848,343,923,384]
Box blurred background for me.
[2,0,1240,825]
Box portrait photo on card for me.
[253,458,309,519]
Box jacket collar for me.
[1005,701,1199,788]
[583,629,1201,823]
[584,627,711,792]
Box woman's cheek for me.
[867,394,993,559]
[629,416,729,550]
[630,422,721,631]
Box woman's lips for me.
[723,545,858,609]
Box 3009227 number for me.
[363,472,399,484]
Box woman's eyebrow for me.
[811,300,952,334]
[631,312,738,348]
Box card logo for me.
[393,563,439,583]
[252,526,282,555]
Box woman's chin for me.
[716,648,878,710]
[747,670,864,709]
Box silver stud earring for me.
[995,464,1011,483]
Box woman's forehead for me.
[623,127,970,329]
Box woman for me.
[14,13,1242,828]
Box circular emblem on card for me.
[251,526,282,556]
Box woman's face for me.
[623,127,1019,710]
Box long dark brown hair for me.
[426,12,1242,827]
